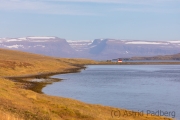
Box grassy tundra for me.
[0,48,173,120]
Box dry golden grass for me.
[0,48,174,120]
[0,78,173,120]
[0,110,23,120]
[0,49,86,77]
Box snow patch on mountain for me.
[6,39,23,42]
[125,41,169,45]
[5,44,24,49]
[27,37,56,39]
[18,37,27,40]
[34,45,45,48]
[168,41,180,43]
[67,40,93,51]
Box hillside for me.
[0,48,173,120]
[0,48,97,77]
[130,53,180,60]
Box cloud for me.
[0,0,95,15]
[0,0,179,15]
[42,0,180,5]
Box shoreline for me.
[5,66,86,93]
[97,61,180,65]
[0,48,175,119]
[2,63,176,120]
[4,62,180,93]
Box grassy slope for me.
[0,49,96,77]
[0,48,173,120]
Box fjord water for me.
[43,65,180,119]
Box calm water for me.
[43,65,180,119]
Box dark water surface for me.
[43,65,180,119]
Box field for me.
[0,48,173,120]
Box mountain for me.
[1,37,180,60]
[0,37,77,57]
[68,39,180,59]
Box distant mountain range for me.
[0,36,180,60]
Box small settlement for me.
[110,58,123,63]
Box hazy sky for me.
[0,0,180,40]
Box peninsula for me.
[0,48,173,120]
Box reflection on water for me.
[43,65,180,119]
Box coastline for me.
[1,64,176,120]
[5,66,86,93]
[0,48,175,119]
[5,62,180,93]
[97,61,180,65]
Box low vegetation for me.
[0,48,174,120]
[130,53,180,60]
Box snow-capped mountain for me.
[0,37,180,60]
[91,39,180,58]
[0,37,77,57]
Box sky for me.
[0,0,180,41]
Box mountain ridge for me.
[1,36,180,60]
